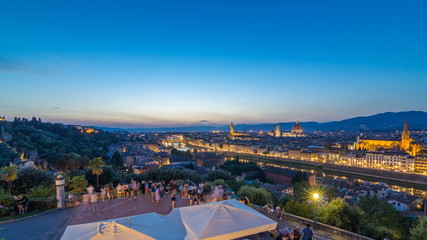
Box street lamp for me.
[312,193,319,230]
[313,193,319,200]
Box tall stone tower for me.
[230,122,234,135]
[229,122,235,139]
[274,124,281,137]
[401,120,412,151]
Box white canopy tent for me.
[61,199,277,240]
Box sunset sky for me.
[1,1,427,127]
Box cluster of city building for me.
[187,121,427,174]
[2,117,426,215]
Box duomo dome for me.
[291,120,303,133]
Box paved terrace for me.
[0,195,355,240]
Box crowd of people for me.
[267,224,313,240]
[66,179,241,212]
[5,178,319,240]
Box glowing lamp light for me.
[313,193,319,200]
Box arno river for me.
[239,157,427,198]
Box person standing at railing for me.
[291,226,301,240]
[301,224,313,240]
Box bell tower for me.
[401,120,411,151]
[274,124,281,137]
[229,122,234,135]
[229,122,235,139]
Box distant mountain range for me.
[98,111,427,132]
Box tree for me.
[206,169,233,181]
[144,168,203,184]
[85,166,116,186]
[68,175,88,193]
[171,148,193,159]
[292,181,311,200]
[220,160,260,176]
[318,198,363,232]
[291,171,308,184]
[410,217,427,240]
[356,195,406,239]
[284,200,313,219]
[54,153,81,171]
[89,157,105,186]
[78,156,90,170]
[0,166,18,195]
[11,168,53,194]
[111,151,123,169]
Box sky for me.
[1,1,427,128]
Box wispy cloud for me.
[199,120,209,123]
[0,56,55,75]
[41,52,79,68]
[0,56,26,72]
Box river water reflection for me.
[240,158,427,198]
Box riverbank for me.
[231,153,427,190]
[323,164,427,189]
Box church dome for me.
[291,121,303,133]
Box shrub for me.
[0,195,16,217]
[225,180,246,192]
[28,197,57,210]
[410,217,427,240]
[318,198,363,232]
[28,185,55,198]
[237,185,270,206]
[212,179,228,188]
[284,200,313,219]
[8,168,54,194]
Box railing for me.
[252,205,373,240]
[254,206,321,240]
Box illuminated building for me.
[74,125,98,134]
[288,149,301,159]
[354,121,422,156]
[291,120,303,134]
[300,150,319,161]
[365,151,414,172]
[338,153,366,167]
[273,124,281,137]
[415,155,427,174]
[228,122,258,140]
[162,135,186,148]
[270,121,306,137]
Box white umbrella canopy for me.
[60,221,156,240]
[61,199,276,240]
[112,211,188,240]
[179,199,277,240]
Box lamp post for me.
[312,193,319,230]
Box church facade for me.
[354,121,423,156]
[228,122,258,140]
[269,121,306,137]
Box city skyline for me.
[1,1,427,127]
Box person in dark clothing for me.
[301,224,313,240]
[292,226,301,240]
[17,195,29,214]
[171,194,176,208]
